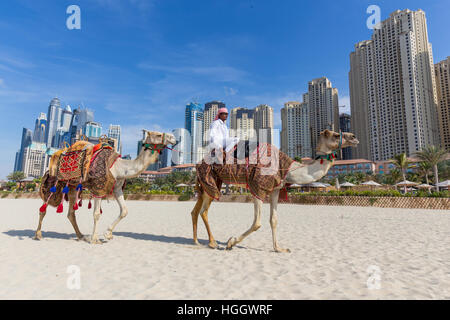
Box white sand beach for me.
[0,199,449,300]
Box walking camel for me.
[191,129,359,252]
[34,130,176,244]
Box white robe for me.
[209,119,239,153]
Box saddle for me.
[197,143,295,201]
[39,141,117,214]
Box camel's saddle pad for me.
[196,143,295,201]
[41,147,120,204]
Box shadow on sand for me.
[3,229,76,240]
[2,229,241,249]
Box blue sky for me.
[0,0,449,179]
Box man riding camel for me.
[208,107,239,162]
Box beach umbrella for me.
[436,180,450,191]
[175,183,189,187]
[340,181,356,187]
[437,180,450,187]
[416,183,432,189]
[396,180,419,187]
[361,180,381,186]
[288,184,302,188]
[306,182,327,188]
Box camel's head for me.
[143,130,176,146]
[317,130,359,153]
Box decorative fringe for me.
[39,203,48,213]
[78,199,82,207]
[56,202,64,213]
[100,207,103,214]
[88,199,92,209]
[73,203,79,211]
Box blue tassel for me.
[50,186,57,193]
[76,184,83,192]
[62,186,70,194]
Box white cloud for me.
[0,78,4,87]
[224,86,238,96]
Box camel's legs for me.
[226,197,262,250]
[87,197,103,244]
[198,193,216,249]
[34,209,47,240]
[67,189,84,240]
[269,189,290,253]
[190,194,204,245]
[104,179,127,240]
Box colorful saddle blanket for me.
[196,143,295,201]
[40,146,120,206]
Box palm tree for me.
[417,161,432,185]
[391,153,410,192]
[386,169,401,186]
[415,146,448,191]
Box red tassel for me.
[56,203,64,213]
[39,203,48,213]
[100,208,103,214]
[73,203,79,211]
[78,199,82,207]
[320,159,324,164]
[88,200,92,209]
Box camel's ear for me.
[321,129,331,138]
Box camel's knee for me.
[120,209,128,219]
[254,223,262,231]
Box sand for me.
[0,198,449,300]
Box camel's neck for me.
[284,158,334,185]
[111,148,161,179]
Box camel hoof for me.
[193,239,200,246]
[226,237,237,250]
[84,235,103,245]
[104,232,113,240]
[33,233,42,241]
[208,241,218,249]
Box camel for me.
[190,129,359,252]
[34,130,176,244]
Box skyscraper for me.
[435,57,450,151]
[185,102,204,163]
[350,9,440,161]
[108,124,122,154]
[45,97,62,148]
[306,77,340,157]
[14,128,32,172]
[349,40,372,160]
[84,121,102,138]
[254,104,274,144]
[203,101,225,146]
[281,101,312,159]
[32,113,47,143]
[230,107,255,141]
[339,113,352,160]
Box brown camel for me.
[190,130,359,252]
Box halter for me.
[142,133,167,154]
[315,131,343,164]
